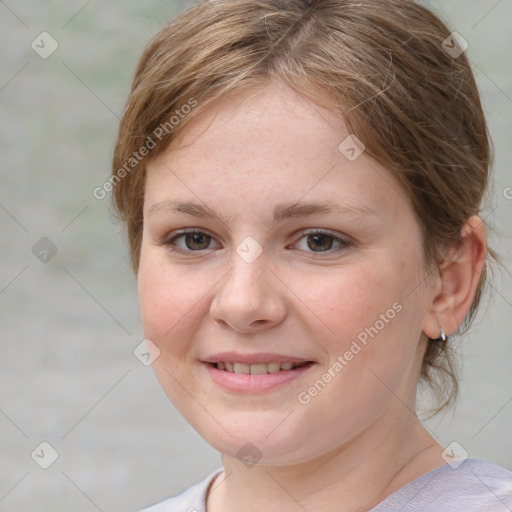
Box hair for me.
[111,0,498,416]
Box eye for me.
[163,229,219,253]
[292,230,352,254]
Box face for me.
[138,81,434,466]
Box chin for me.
[190,415,317,467]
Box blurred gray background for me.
[1,1,511,510]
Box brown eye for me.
[293,230,351,254]
[306,233,335,252]
[182,232,211,250]
[164,231,216,253]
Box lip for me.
[202,361,316,393]
[201,352,314,365]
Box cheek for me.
[301,263,402,339]
[138,248,201,354]
[137,248,208,407]
[293,261,423,425]
[298,251,424,372]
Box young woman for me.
[111,0,512,510]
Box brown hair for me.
[111,0,497,415]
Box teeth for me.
[233,362,250,374]
[267,362,281,373]
[249,363,268,375]
[214,361,306,374]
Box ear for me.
[422,216,487,339]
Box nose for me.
[209,254,287,334]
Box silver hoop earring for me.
[438,328,447,342]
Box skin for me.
[138,80,487,512]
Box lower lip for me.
[202,362,315,393]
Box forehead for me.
[146,82,408,218]
[164,81,345,163]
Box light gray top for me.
[139,458,512,511]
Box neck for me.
[206,408,444,512]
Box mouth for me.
[203,360,316,392]
[207,361,313,374]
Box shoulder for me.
[437,457,512,496]
[138,468,223,512]
[373,458,512,512]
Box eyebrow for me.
[148,199,378,224]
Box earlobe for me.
[423,216,487,339]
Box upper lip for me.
[202,352,315,365]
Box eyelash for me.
[160,228,353,256]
